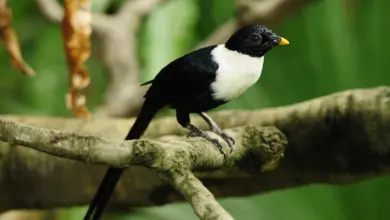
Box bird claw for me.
[186,130,198,138]
[210,125,235,153]
[188,130,234,155]
[219,132,235,153]
[210,138,227,159]
[186,126,227,158]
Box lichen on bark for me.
[0,119,286,219]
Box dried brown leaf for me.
[0,0,35,76]
[61,0,92,118]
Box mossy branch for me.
[1,87,390,217]
[0,119,286,220]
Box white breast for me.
[210,44,264,101]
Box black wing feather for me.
[144,45,223,112]
[140,79,154,86]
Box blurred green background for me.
[1,0,390,219]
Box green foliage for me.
[1,0,389,219]
[139,0,199,81]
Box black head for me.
[225,24,289,58]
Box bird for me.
[83,24,289,220]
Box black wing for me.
[144,46,221,111]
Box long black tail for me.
[83,97,163,220]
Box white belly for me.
[210,44,264,101]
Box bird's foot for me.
[216,131,235,153]
[186,130,199,138]
[209,124,235,153]
[197,112,235,153]
[186,125,227,158]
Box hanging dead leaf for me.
[61,0,92,118]
[0,0,35,76]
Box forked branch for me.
[1,87,390,216]
[0,119,286,219]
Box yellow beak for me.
[279,37,289,46]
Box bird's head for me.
[225,24,289,58]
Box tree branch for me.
[0,118,285,170]
[1,87,390,213]
[35,0,111,33]
[118,0,167,21]
[198,0,319,48]
[34,0,64,23]
[35,0,166,117]
[0,119,285,220]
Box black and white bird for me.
[83,24,289,220]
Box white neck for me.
[210,44,264,101]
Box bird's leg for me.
[186,124,226,158]
[198,112,235,152]
[176,110,226,158]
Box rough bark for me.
[0,119,285,220]
[0,87,390,214]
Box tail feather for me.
[83,167,123,220]
[140,79,154,86]
[83,96,164,220]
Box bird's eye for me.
[249,33,262,44]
